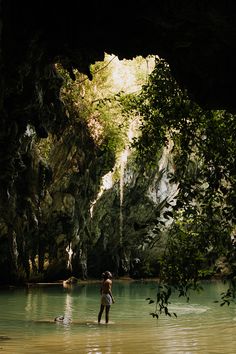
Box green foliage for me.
[57,55,148,158]
[35,134,53,162]
[127,56,236,313]
[129,58,192,162]
[93,91,131,155]
[146,284,176,318]
[146,282,203,318]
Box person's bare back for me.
[101,278,112,295]
[98,271,115,323]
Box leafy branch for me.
[146,284,176,319]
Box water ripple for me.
[1,282,236,353]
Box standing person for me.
[98,271,115,324]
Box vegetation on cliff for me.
[127,57,236,312]
[1,52,236,293]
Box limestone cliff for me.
[1,1,236,283]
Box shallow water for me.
[0,280,236,353]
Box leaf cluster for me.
[146,286,175,319]
[128,57,236,312]
[56,58,130,157]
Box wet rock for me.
[63,276,79,285]
[54,315,72,324]
[0,336,11,341]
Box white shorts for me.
[101,293,112,306]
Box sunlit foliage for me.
[128,57,236,310]
[57,54,153,158]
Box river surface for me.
[0,280,236,353]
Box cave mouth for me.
[1,2,236,283]
[0,51,160,283]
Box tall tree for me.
[128,58,236,298]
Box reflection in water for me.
[64,293,73,321]
[0,281,236,353]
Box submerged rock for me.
[63,276,79,285]
[54,315,72,324]
[63,276,79,288]
[0,336,11,341]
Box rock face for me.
[88,148,177,278]
[41,120,115,280]
[0,1,236,282]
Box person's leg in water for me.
[105,305,110,323]
[98,304,104,323]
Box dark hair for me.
[102,271,112,279]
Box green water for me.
[0,280,236,353]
